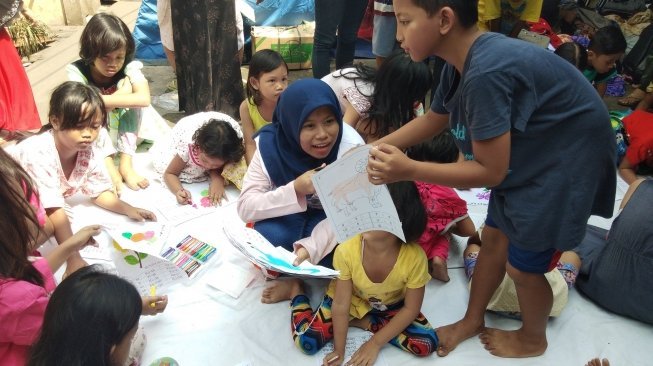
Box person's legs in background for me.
[334,0,368,70]
[157,0,177,92]
[372,5,398,68]
[312,0,344,78]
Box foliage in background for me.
[6,15,54,58]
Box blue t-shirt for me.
[431,33,616,252]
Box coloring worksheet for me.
[224,225,339,279]
[104,221,170,257]
[312,145,405,243]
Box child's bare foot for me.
[121,169,149,190]
[119,154,149,190]
[585,358,610,366]
[479,328,547,358]
[429,257,450,282]
[436,318,485,357]
[261,278,304,304]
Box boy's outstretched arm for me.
[374,110,449,151]
[368,131,510,189]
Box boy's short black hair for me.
[588,25,627,55]
[411,0,478,28]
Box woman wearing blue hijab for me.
[237,79,364,276]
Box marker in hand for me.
[326,355,339,365]
[149,285,156,308]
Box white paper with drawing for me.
[312,145,405,243]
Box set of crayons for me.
[176,235,217,262]
[160,235,216,277]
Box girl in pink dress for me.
[407,132,476,282]
[0,148,100,366]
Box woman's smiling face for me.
[299,106,340,159]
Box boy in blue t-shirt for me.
[367,0,616,359]
[583,25,626,98]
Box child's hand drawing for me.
[127,207,157,222]
[141,295,168,315]
[294,165,325,196]
[322,351,342,366]
[176,188,192,205]
[367,144,414,185]
[346,339,381,366]
[293,245,310,266]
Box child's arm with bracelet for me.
[347,286,426,366]
[92,191,157,221]
[163,154,193,205]
[239,101,257,165]
[323,278,354,366]
[208,169,227,205]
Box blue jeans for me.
[312,0,368,79]
[254,208,334,268]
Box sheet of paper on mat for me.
[206,261,256,298]
[224,225,339,279]
[111,247,189,294]
[311,145,404,242]
[315,331,388,366]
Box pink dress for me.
[0,259,56,366]
[415,181,469,261]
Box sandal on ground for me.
[618,95,643,106]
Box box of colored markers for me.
[160,235,217,279]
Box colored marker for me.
[326,354,339,365]
[149,285,156,308]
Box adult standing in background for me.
[0,0,41,135]
[312,0,369,79]
[170,0,244,117]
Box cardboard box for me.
[251,23,314,70]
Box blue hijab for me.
[257,78,343,187]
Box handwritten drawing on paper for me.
[454,187,491,206]
[111,242,188,294]
[312,145,405,243]
[104,222,169,257]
